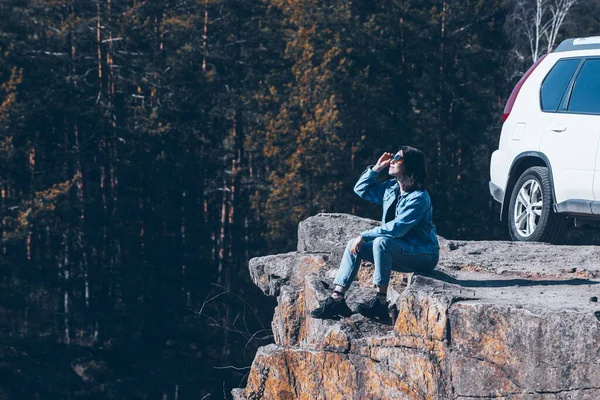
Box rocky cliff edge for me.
[232,213,600,400]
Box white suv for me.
[490,36,600,243]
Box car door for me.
[539,57,600,204]
[562,58,600,203]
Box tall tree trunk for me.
[218,178,228,284]
[107,0,118,306]
[400,0,406,65]
[181,189,188,306]
[96,0,111,343]
[61,227,72,400]
[62,229,71,346]
[199,132,207,270]
[70,5,87,314]
[1,184,5,255]
[437,1,448,181]
[203,0,209,72]
[63,19,73,388]
[26,146,34,260]
[230,108,245,287]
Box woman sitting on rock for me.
[310,145,440,322]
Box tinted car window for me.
[540,58,579,112]
[568,59,600,114]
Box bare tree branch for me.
[507,0,578,79]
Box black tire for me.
[507,166,567,244]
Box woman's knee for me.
[345,239,355,251]
[344,239,360,258]
[373,236,393,252]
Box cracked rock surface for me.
[236,213,600,399]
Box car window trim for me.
[558,56,600,116]
[539,56,582,113]
[538,56,582,114]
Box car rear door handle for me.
[550,124,567,132]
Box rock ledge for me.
[235,213,600,400]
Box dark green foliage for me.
[0,0,595,398]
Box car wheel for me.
[507,166,567,243]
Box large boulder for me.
[237,213,600,399]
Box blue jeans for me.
[333,237,439,288]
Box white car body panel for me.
[540,114,599,202]
[489,42,600,220]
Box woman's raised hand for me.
[373,152,394,173]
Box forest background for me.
[0,0,598,399]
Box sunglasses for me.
[390,153,404,164]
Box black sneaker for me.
[355,295,391,323]
[310,296,353,319]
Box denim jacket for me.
[354,165,440,255]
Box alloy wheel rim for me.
[513,179,543,238]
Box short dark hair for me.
[397,145,428,192]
